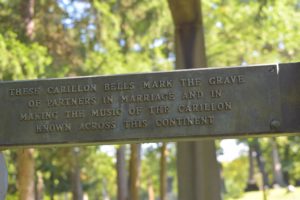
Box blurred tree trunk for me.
[168,0,221,199]
[71,148,83,200]
[35,172,44,200]
[248,145,255,183]
[116,145,128,200]
[17,149,35,200]
[21,0,35,40]
[271,138,286,187]
[253,138,269,188]
[117,1,142,199]
[129,144,141,200]
[160,143,167,200]
[147,178,155,200]
[17,1,36,199]
[283,143,291,185]
[245,143,259,191]
[219,163,226,194]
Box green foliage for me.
[81,146,117,199]
[36,146,117,198]
[223,156,248,199]
[79,0,173,75]
[280,136,300,185]
[140,143,177,199]
[140,144,161,198]
[82,50,153,75]
[0,31,51,80]
[203,0,300,67]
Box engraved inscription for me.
[9,87,41,96]
[65,110,85,118]
[20,112,58,121]
[91,108,122,117]
[47,84,97,94]
[155,116,214,127]
[47,97,97,107]
[79,121,116,131]
[182,90,203,100]
[12,74,238,134]
[149,105,169,115]
[104,82,135,91]
[120,93,175,103]
[178,102,232,113]
[180,78,202,87]
[4,64,276,145]
[36,122,71,133]
[124,120,148,129]
[208,75,245,85]
[143,80,173,89]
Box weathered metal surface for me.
[278,63,300,132]
[0,63,299,148]
[168,0,202,26]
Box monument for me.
[0,62,299,148]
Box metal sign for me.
[0,63,299,148]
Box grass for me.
[235,187,300,200]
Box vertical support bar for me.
[168,0,222,199]
[0,152,8,199]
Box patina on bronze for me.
[0,63,299,148]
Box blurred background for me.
[1,0,300,199]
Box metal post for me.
[168,0,222,199]
[0,152,8,199]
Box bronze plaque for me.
[0,64,283,147]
